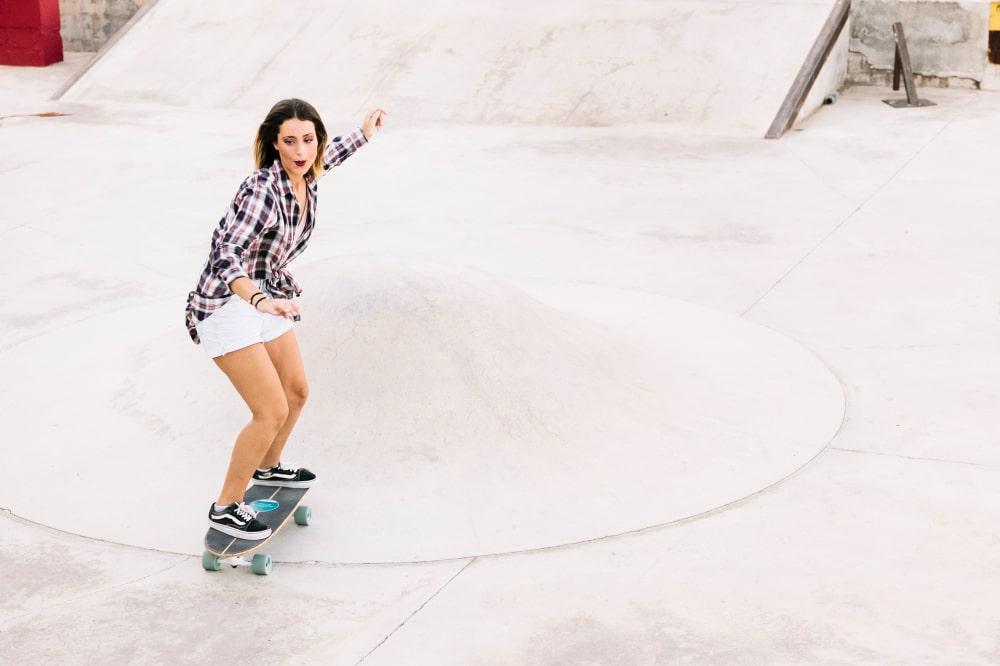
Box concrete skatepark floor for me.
[2,5,1000,664]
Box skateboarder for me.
[184,98,386,539]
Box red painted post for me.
[0,0,64,66]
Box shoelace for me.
[234,502,258,522]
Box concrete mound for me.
[0,255,843,562]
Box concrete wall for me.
[849,1,1000,89]
[58,0,148,52]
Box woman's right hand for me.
[362,108,386,141]
[256,297,300,320]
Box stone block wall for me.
[58,0,149,52]
[849,1,1000,89]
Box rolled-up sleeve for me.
[210,180,278,286]
[321,127,367,174]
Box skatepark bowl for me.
[2,1,999,663]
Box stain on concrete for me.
[524,605,886,665]
[642,225,772,246]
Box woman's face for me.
[273,117,318,179]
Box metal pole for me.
[893,23,919,103]
[882,22,935,108]
[765,0,851,139]
[892,45,902,92]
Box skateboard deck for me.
[202,484,311,575]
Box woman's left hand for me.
[362,108,387,141]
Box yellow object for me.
[992,2,1000,31]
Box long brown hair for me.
[254,99,328,179]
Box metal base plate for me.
[882,98,937,108]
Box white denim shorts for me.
[195,280,294,358]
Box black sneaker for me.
[208,502,272,540]
[252,462,316,488]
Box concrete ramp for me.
[59,0,848,135]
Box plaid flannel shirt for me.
[185,128,367,344]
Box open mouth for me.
[294,160,307,168]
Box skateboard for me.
[201,484,312,576]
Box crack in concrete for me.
[830,447,999,469]
[0,555,190,629]
[739,93,975,319]
[355,557,477,664]
[739,198,863,318]
[821,342,1000,351]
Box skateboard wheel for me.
[294,505,312,526]
[251,553,272,575]
[201,552,221,572]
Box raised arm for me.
[322,128,368,173]
[321,108,386,175]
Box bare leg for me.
[213,343,289,505]
[258,329,309,469]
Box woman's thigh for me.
[213,342,288,418]
[263,329,308,399]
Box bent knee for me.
[253,398,290,430]
[286,382,309,410]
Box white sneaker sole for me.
[208,520,272,540]
[251,478,314,488]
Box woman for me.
[185,98,385,539]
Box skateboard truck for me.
[203,553,273,575]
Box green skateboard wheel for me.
[294,505,312,526]
[252,553,272,575]
[201,552,221,572]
